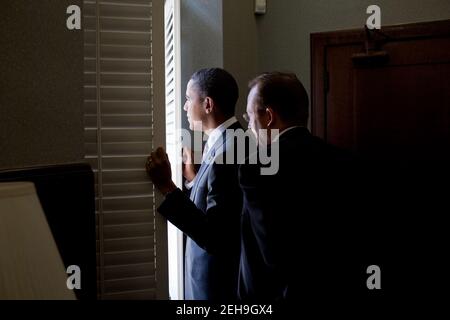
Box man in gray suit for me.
[146,68,243,301]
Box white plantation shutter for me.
[164,0,184,300]
[83,0,165,300]
[164,0,180,167]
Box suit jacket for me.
[158,121,244,300]
[238,127,359,302]
[239,127,450,310]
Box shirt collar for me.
[206,116,238,149]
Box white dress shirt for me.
[185,116,238,189]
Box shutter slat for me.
[102,44,151,58]
[98,4,151,20]
[100,31,151,46]
[103,262,155,280]
[101,86,151,101]
[84,115,97,128]
[102,156,149,170]
[85,128,152,144]
[102,210,153,225]
[85,44,96,58]
[94,182,152,198]
[103,289,155,300]
[92,0,151,5]
[102,182,153,197]
[85,73,96,86]
[103,236,154,252]
[101,17,151,33]
[83,2,96,17]
[101,73,151,86]
[85,100,151,114]
[101,170,151,184]
[102,141,152,155]
[85,45,151,60]
[104,276,155,294]
[84,59,97,72]
[84,86,96,100]
[85,30,97,45]
[83,16,96,30]
[101,59,151,73]
[100,115,153,128]
[104,249,154,266]
[103,195,153,211]
[88,155,150,170]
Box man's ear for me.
[266,107,275,127]
[204,97,214,114]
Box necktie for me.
[202,142,210,163]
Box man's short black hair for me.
[190,68,239,118]
[249,72,309,126]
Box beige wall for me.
[256,0,450,97]
[180,0,258,125]
[0,0,84,169]
[223,0,258,122]
[181,0,224,130]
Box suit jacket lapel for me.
[189,122,243,201]
[190,147,216,201]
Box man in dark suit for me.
[146,68,243,301]
[238,72,357,303]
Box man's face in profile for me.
[246,85,269,145]
[184,79,205,132]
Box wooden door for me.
[311,20,450,160]
[310,21,450,301]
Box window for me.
[83,0,167,299]
[164,0,184,300]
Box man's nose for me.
[183,102,188,112]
